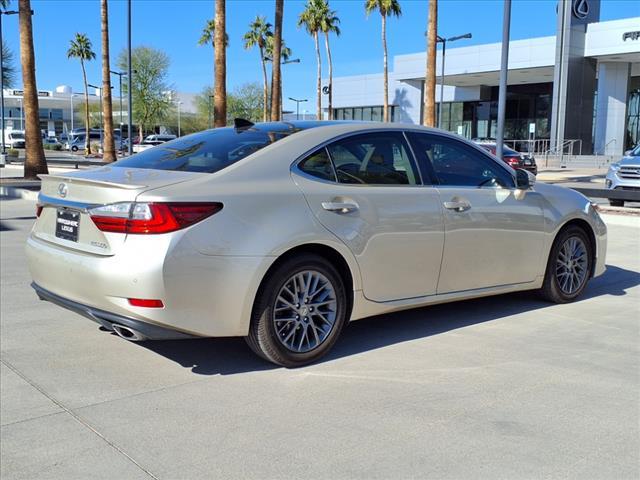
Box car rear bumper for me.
[26,232,273,338]
[32,282,197,340]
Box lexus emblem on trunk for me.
[57,183,68,198]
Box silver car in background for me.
[26,121,607,366]
[605,144,640,206]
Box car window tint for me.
[408,133,514,188]
[326,133,419,185]
[114,127,293,173]
[298,148,336,181]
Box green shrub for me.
[7,148,19,156]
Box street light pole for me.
[495,0,511,160]
[88,84,103,149]
[110,70,124,130]
[127,0,133,156]
[435,33,472,130]
[1,9,19,156]
[288,97,308,120]
[18,98,23,130]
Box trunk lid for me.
[35,166,202,255]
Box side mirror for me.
[624,150,632,156]
[515,168,535,189]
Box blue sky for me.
[2,0,638,114]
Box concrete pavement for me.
[1,197,639,479]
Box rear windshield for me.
[113,128,293,173]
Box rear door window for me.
[326,132,420,185]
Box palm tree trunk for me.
[18,0,47,179]
[81,60,91,155]
[424,0,437,127]
[260,47,268,122]
[270,0,283,121]
[213,0,227,127]
[314,31,322,121]
[101,0,116,161]
[382,14,389,122]
[324,32,333,120]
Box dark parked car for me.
[475,142,538,175]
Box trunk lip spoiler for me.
[39,173,146,190]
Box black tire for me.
[609,199,624,207]
[71,146,78,152]
[246,253,348,367]
[539,225,593,303]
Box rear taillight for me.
[505,156,520,167]
[89,202,222,234]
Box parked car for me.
[4,130,25,149]
[605,144,640,207]
[474,141,538,174]
[27,121,606,367]
[66,132,103,152]
[133,134,177,153]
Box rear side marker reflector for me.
[89,202,223,234]
[128,298,164,308]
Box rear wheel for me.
[246,254,348,367]
[539,226,592,303]
[609,199,624,207]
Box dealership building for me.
[325,3,639,156]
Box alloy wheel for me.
[272,270,338,353]
[555,236,589,295]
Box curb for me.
[600,213,640,228]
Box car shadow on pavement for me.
[137,264,639,376]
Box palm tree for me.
[1,44,16,87]
[199,17,229,127]
[243,16,272,122]
[213,0,226,127]
[270,0,284,121]
[319,1,340,120]
[101,0,115,162]
[18,0,47,178]
[67,33,96,155]
[424,0,437,127]
[267,37,292,119]
[298,0,324,120]
[365,0,401,122]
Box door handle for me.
[443,200,471,212]
[321,201,359,213]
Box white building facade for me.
[324,10,640,156]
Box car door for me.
[406,132,545,294]
[291,131,444,302]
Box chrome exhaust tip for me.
[112,324,147,342]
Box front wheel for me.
[246,254,348,367]
[539,226,592,303]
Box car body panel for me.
[435,185,545,293]
[605,153,640,198]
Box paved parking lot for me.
[1,196,639,479]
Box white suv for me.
[605,144,640,207]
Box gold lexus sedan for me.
[26,121,607,366]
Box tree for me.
[100,0,115,161]
[18,0,47,178]
[2,43,16,87]
[117,46,173,141]
[243,16,272,122]
[67,33,96,155]
[365,0,401,122]
[319,1,340,120]
[227,82,264,123]
[213,0,226,128]
[424,0,437,126]
[266,36,292,120]
[298,0,324,120]
[270,0,283,121]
